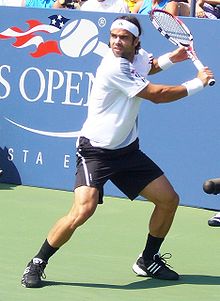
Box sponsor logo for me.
[0,15,109,138]
[0,15,108,59]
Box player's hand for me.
[197,67,214,86]
[169,46,189,63]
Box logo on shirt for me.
[131,69,147,83]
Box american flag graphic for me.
[0,15,70,58]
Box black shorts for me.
[74,137,163,204]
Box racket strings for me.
[153,12,191,46]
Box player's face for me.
[110,29,139,61]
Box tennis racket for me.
[150,9,215,86]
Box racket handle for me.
[208,78,216,86]
[203,178,220,195]
[193,59,215,86]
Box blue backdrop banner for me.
[0,6,220,209]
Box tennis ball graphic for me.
[60,19,99,57]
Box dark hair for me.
[112,15,142,53]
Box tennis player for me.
[21,15,214,288]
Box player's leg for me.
[21,186,99,288]
[133,174,180,280]
[140,174,179,238]
[47,186,99,247]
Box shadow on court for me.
[0,147,22,188]
[42,275,220,289]
[0,183,19,190]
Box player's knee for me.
[166,191,179,212]
[79,205,96,224]
[173,192,179,207]
[68,204,96,229]
[157,191,179,213]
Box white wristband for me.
[157,53,174,70]
[181,78,204,96]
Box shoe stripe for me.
[151,265,161,274]
[147,262,162,274]
[147,262,156,270]
[147,262,158,271]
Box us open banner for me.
[0,7,112,190]
[0,6,220,210]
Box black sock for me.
[142,234,164,262]
[34,239,59,263]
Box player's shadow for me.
[0,147,21,189]
[42,274,220,289]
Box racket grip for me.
[193,59,205,70]
[193,59,215,86]
[203,178,220,195]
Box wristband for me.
[181,78,204,96]
[157,53,174,70]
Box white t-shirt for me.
[79,48,152,149]
[80,0,129,13]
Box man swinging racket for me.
[21,15,214,288]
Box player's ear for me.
[134,37,140,47]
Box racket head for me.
[150,9,193,48]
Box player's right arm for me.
[136,68,214,104]
[149,46,189,75]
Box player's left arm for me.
[148,46,189,75]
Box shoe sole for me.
[21,279,42,288]
[208,221,220,227]
[21,282,42,288]
[132,262,148,277]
